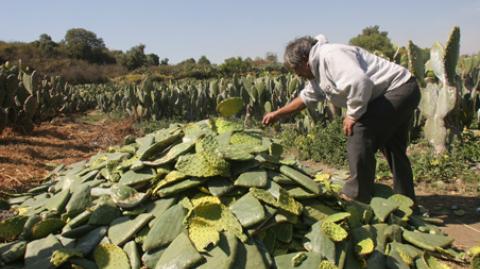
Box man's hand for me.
[262,111,279,126]
[343,116,356,136]
[262,97,306,126]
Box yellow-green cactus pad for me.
[175,152,230,178]
[93,243,130,269]
[214,118,243,134]
[50,248,82,267]
[321,221,348,242]
[186,196,246,251]
[250,188,303,216]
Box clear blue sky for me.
[2,0,479,63]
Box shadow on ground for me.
[417,194,480,225]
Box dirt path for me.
[0,112,136,193]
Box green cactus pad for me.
[24,234,62,269]
[143,204,186,251]
[407,41,426,86]
[234,169,268,188]
[88,201,121,225]
[154,232,204,269]
[0,215,28,241]
[279,165,322,194]
[43,190,71,213]
[196,232,238,268]
[232,240,270,269]
[93,243,130,269]
[142,141,194,166]
[220,144,257,161]
[206,178,235,197]
[156,178,204,197]
[152,170,187,192]
[118,168,156,186]
[0,240,27,264]
[123,241,140,269]
[305,221,336,261]
[139,129,183,160]
[444,27,460,85]
[402,230,453,251]
[108,213,153,246]
[388,194,414,220]
[216,97,244,117]
[229,192,266,228]
[111,184,147,209]
[31,218,64,239]
[74,226,107,256]
[323,212,351,224]
[65,184,91,216]
[370,197,399,222]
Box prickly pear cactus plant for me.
[418,27,462,154]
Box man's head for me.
[284,36,316,79]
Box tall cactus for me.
[415,27,461,154]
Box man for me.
[262,35,420,204]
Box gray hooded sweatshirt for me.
[299,35,412,120]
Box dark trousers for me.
[342,77,421,203]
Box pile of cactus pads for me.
[0,101,467,269]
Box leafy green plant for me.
[410,131,480,183]
[279,120,348,168]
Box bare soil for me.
[0,112,136,193]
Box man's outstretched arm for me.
[262,97,306,125]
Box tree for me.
[33,33,58,57]
[64,28,113,63]
[146,53,159,66]
[197,55,211,65]
[178,58,196,65]
[265,52,278,63]
[349,25,396,59]
[119,44,148,70]
[160,58,169,65]
[219,57,253,75]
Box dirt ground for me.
[0,112,136,193]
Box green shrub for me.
[410,131,480,183]
[279,120,348,168]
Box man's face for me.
[293,62,314,80]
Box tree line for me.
[0,26,415,84]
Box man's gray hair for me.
[284,36,317,69]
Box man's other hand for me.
[343,116,356,136]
